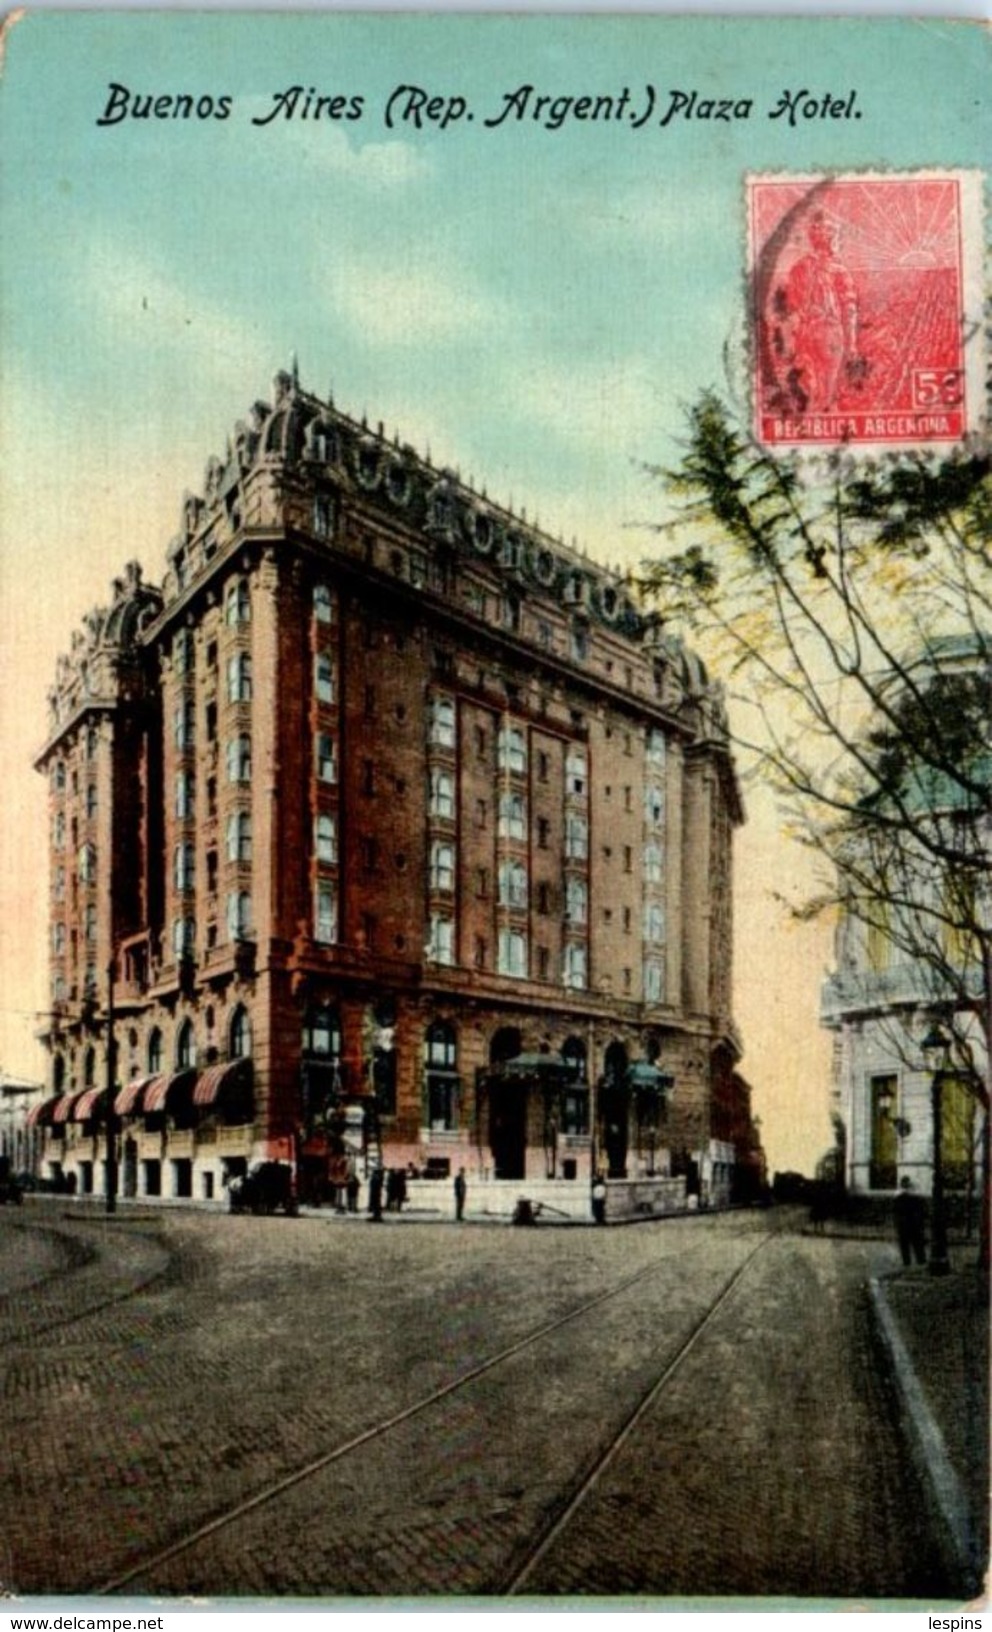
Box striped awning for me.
[193,1059,250,1108]
[26,1095,61,1128]
[115,1075,153,1116]
[52,1092,84,1124]
[143,1071,195,1114]
[72,1087,106,1122]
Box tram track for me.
[0,1206,183,1344]
[94,1224,775,1598]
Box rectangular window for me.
[313,494,334,539]
[497,929,528,979]
[869,1075,898,1190]
[175,771,194,819]
[315,813,337,863]
[563,943,587,990]
[644,961,663,1002]
[497,726,527,775]
[565,816,588,860]
[316,733,337,784]
[426,1073,459,1132]
[315,655,334,705]
[429,771,455,820]
[430,843,455,892]
[314,883,337,944]
[429,696,456,749]
[566,748,587,795]
[498,793,526,841]
[313,583,334,623]
[428,916,455,965]
[227,654,252,704]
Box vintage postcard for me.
[0,9,988,1617]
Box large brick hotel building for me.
[32,368,759,1208]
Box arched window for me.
[172,916,195,959]
[561,1036,587,1082]
[313,582,334,623]
[148,1028,163,1074]
[227,890,252,942]
[498,793,526,841]
[229,1006,251,1060]
[563,943,587,990]
[498,860,528,909]
[429,770,454,819]
[227,734,252,784]
[226,810,252,863]
[561,1036,589,1134]
[566,746,587,794]
[225,578,250,626]
[78,842,96,884]
[565,877,587,924]
[604,1040,629,1085]
[227,652,252,704]
[424,1020,458,1131]
[497,726,527,775]
[176,1020,195,1071]
[430,842,455,892]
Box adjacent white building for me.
[821,639,989,1202]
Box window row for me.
[48,731,99,791]
[171,892,253,957]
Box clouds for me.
[320,246,503,348]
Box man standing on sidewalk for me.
[454,1167,467,1222]
[893,1176,927,1265]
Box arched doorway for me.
[488,1028,526,1179]
[601,1041,630,1178]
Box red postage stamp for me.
[748,171,983,450]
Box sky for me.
[0,10,988,1173]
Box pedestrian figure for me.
[395,1167,407,1213]
[591,1173,607,1225]
[454,1167,467,1222]
[368,1165,384,1222]
[385,1167,399,1212]
[893,1176,927,1266]
[346,1166,360,1214]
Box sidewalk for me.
[871,1249,989,1595]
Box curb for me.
[868,1275,981,1593]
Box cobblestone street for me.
[0,1202,958,1604]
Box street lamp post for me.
[921,1023,951,1277]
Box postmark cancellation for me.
[747,170,985,452]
